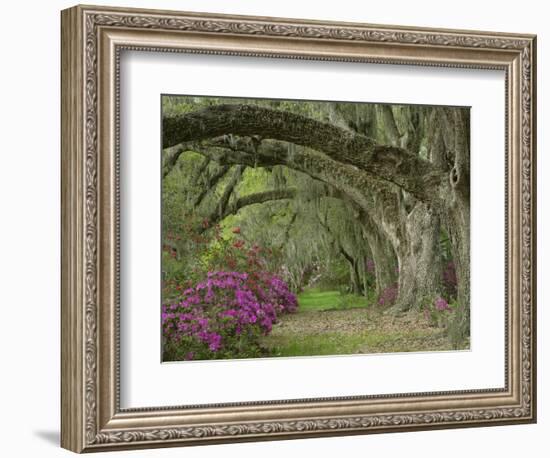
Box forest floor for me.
[260,289,467,357]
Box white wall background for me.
[0,0,546,457]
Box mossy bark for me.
[393,203,443,312]
[360,212,397,294]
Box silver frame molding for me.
[61,4,537,453]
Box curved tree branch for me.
[166,137,406,226]
[193,165,231,207]
[163,104,447,203]
[189,156,211,186]
[162,144,186,178]
[230,188,297,213]
[203,188,298,231]
[202,165,245,232]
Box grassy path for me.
[260,289,465,357]
[297,289,367,311]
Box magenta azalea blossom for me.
[162,271,297,359]
[434,297,452,312]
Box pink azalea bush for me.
[162,271,297,361]
[434,296,452,312]
[423,295,455,328]
[377,283,398,306]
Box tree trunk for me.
[393,203,443,312]
[442,107,471,340]
[361,212,397,294]
[340,247,363,295]
[443,193,470,339]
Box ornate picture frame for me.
[61,4,536,453]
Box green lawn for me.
[297,288,369,311]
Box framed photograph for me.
[61,4,537,453]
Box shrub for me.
[249,271,298,314]
[162,271,296,361]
